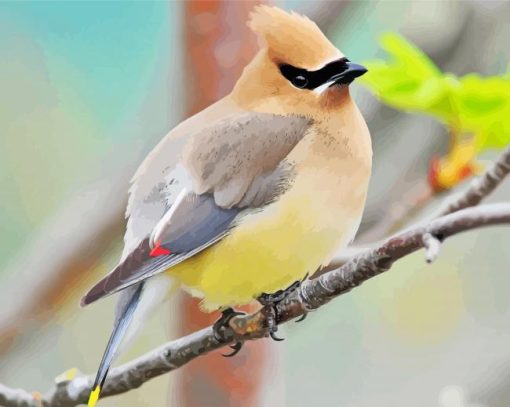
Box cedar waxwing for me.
[83,6,371,406]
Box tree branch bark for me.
[2,202,510,407]
[439,145,510,216]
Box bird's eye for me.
[292,75,308,89]
[279,64,310,89]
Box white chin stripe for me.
[313,81,335,95]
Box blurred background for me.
[1,1,509,406]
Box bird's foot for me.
[258,279,302,305]
[258,283,298,342]
[213,307,246,357]
[258,276,311,336]
[261,302,285,341]
[293,273,309,323]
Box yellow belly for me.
[168,185,361,311]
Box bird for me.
[82,5,372,406]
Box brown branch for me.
[2,202,510,407]
[439,145,510,216]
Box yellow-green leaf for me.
[361,32,510,153]
[453,74,510,150]
[360,33,456,121]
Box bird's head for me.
[231,5,367,111]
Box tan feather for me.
[247,5,342,69]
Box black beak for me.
[330,61,367,85]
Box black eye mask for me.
[279,57,366,89]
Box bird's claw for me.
[222,341,244,357]
[270,331,285,341]
[295,313,307,323]
[213,308,246,357]
[258,278,309,341]
[260,302,285,341]
[213,307,246,343]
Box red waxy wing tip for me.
[150,242,172,257]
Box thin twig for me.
[439,145,510,216]
[422,232,442,263]
[1,203,509,407]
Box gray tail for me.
[88,283,144,405]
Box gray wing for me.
[81,112,311,305]
[182,112,311,208]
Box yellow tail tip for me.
[88,385,101,407]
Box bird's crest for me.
[248,5,342,69]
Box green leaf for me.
[361,32,510,152]
[380,32,441,78]
[360,33,456,121]
[453,74,510,150]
